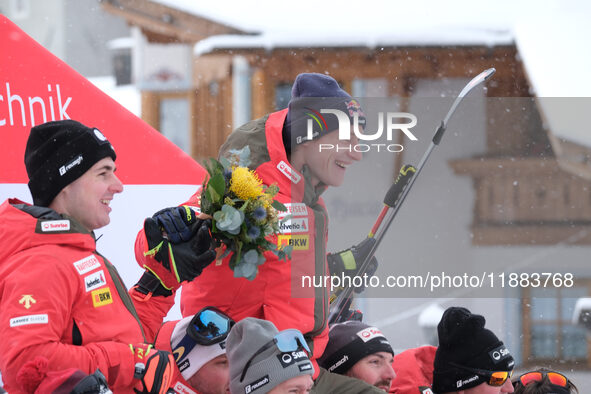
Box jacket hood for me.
[218,110,326,205]
[0,199,96,264]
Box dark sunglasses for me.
[240,329,310,383]
[450,362,513,387]
[517,371,568,387]
[173,306,234,364]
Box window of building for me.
[159,97,190,154]
[275,83,292,110]
[522,284,589,366]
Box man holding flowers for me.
[135,73,374,388]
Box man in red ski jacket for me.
[0,120,216,393]
[136,73,374,377]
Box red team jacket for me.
[0,199,173,393]
[136,110,331,370]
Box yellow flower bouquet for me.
[200,146,291,280]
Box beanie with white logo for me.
[317,321,394,375]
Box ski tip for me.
[483,68,496,80]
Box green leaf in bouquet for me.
[209,173,226,198]
[271,200,287,212]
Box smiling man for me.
[174,73,369,364]
[0,120,216,393]
[318,321,396,392]
[139,73,381,393]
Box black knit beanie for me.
[282,73,365,152]
[432,307,514,393]
[317,321,394,375]
[25,120,116,207]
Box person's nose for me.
[110,173,124,194]
[501,378,514,393]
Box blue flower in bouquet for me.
[246,225,261,240]
[253,206,267,221]
[213,204,244,235]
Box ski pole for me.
[328,68,496,324]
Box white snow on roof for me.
[194,27,513,56]
[514,8,591,146]
[88,76,141,117]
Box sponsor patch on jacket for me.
[244,375,269,394]
[277,203,308,219]
[84,270,107,292]
[73,255,101,275]
[277,161,301,184]
[173,381,197,394]
[40,219,71,232]
[356,327,385,342]
[277,235,309,250]
[279,218,308,234]
[277,350,308,368]
[10,314,48,327]
[91,287,113,308]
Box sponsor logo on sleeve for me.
[91,287,113,308]
[73,255,102,275]
[41,219,71,232]
[10,314,49,327]
[173,381,197,394]
[278,218,308,234]
[356,327,386,342]
[84,270,107,292]
[277,161,301,184]
[244,375,269,394]
[18,294,36,309]
[277,203,308,219]
[277,235,309,250]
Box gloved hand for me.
[327,237,379,294]
[130,344,174,394]
[137,206,216,291]
[71,369,111,394]
[152,206,198,244]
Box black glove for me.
[71,369,111,394]
[138,209,216,291]
[327,237,379,294]
[153,206,198,244]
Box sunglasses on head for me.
[449,362,513,387]
[172,306,234,364]
[240,329,310,383]
[517,371,568,387]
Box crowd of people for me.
[0,73,581,393]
